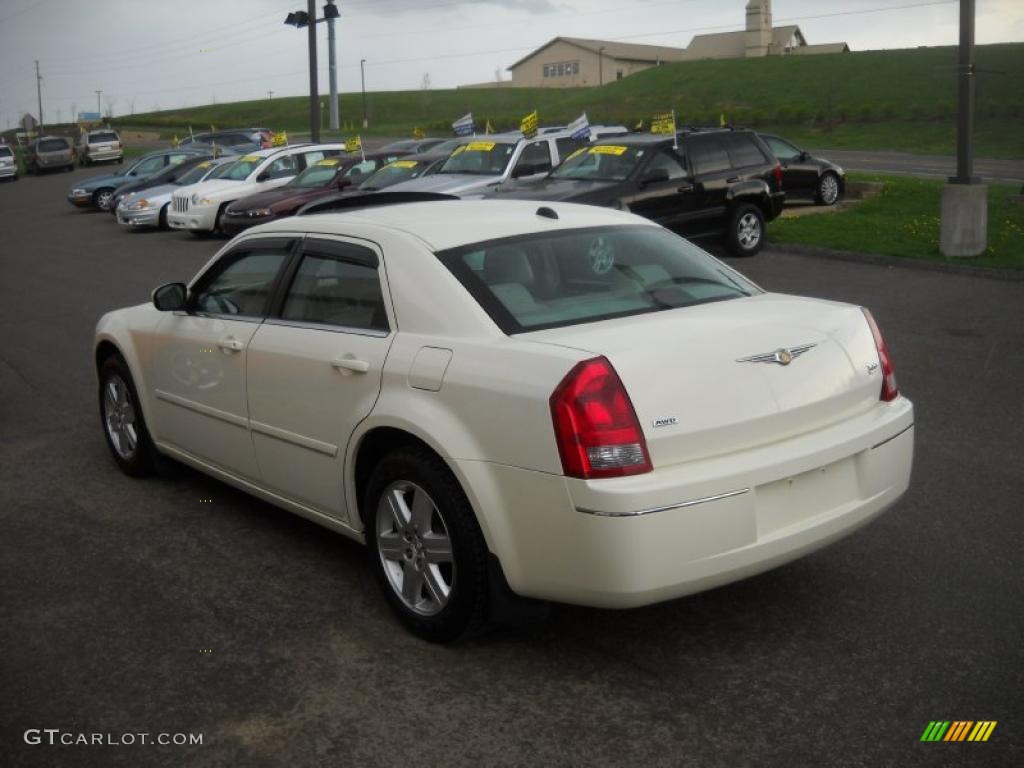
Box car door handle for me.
[332,356,369,374]
[218,337,245,353]
[726,177,740,183]
[677,183,694,193]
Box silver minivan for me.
[27,136,75,174]
[0,144,17,181]
[79,129,123,166]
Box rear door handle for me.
[332,356,369,374]
[218,336,245,353]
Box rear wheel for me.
[98,354,156,477]
[816,171,841,206]
[93,187,115,211]
[727,203,765,257]
[365,446,490,643]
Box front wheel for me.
[98,355,156,477]
[365,446,490,643]
[727,203,765,257]
[816,171,841,206]
[93,187,115,211]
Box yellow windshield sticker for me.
[590,145,627,156]
[316,158,340,166]
[242,154,261,162]
[196,161,212,168]
[387,160,418,169]
[465,141,496,152]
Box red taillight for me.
[771,164,783,189]
[117,141,122,149]
[549,356,652,479]
[862,308,898,402]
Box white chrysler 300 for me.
[94,200,914,641]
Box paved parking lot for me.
[1,166,1021,767]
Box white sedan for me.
[94,200,914,641]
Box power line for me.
[0,0,49,24]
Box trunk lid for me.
[522,293,882,466]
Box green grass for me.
[109,43,1024,158]
[768,173,1024,270]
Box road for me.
[1,167,1022,767]
[809,148,1024,185]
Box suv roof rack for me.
[675,124,743,134]
[296,191,459,217]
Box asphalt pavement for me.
[1,167,1022,767]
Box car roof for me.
[592,134,674,147]
[253,199,650,250]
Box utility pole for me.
[326,0,339,130]
[598,47,605,86]
[360,58,367,129]
[306,0,320,142]
[34,60,43,133]
[95,90,102,114]
[940,0,986,257]
[267,90,274,100]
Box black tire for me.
[98,354,156,477]
[816,171,841,206]
[93,187,115,211]
[365,446,490,643]
[214,203,229,235]
[158,203,169,230]
[726,202,765,257]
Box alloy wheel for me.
[102,374,138,460]
[376,480,455,616]
[737,212,762,250]
[820,174,840,205]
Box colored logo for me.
[920,721,997,742]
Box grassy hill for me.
[116,43,1023,157]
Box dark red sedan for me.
[221,151,407,235]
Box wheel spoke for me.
[377,531,405,561]
[120,423,137,453]
[401,563,424,605]
[105,381,119,410]
[410,488,434,531]
[385,487,411,530]
[422,532,452,564]
[422,564,449,605]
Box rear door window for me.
[688,136,731,175]
[723,134,768,167]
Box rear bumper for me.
[766,191,786,221]
[86,149,123,163]
[455,397,913,608]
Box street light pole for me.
[360,58,367,129]
[954,0,976,184]
[95,90,101,114]
[326,0,339,131]
[306,0,320,143]
[34,60,43,133]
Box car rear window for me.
[39,139,69,152]
[89,132,119,143]
[437,225,758,334]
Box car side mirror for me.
[799,151,809,162]
[152,282,187,312]
[640,168,670,187]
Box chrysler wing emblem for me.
[737,343,817,366]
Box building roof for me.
[507,36,689,70]
[683,25,804,60]
[792,42,850,55]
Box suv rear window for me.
[89,132,119,143]
[38,139,69,152]
[437,225,757,334]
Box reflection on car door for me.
[245,237,394,522]
[621,148,693,230]
[148,239,294,480]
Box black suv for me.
[489,129,784,256]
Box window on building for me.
[616,70,624,80]
[571,61,580,74]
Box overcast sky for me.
[0,0,1021,127]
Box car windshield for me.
[438,141,516,175]
[89,132,118,143]
[206,160,238,179]
[219,155,263,181]
[358,159,426,190]
[39,139,68,152]
[289,160,341,188]
[551,145,646,182]
[429,139,465,156]
[176,161,218,185]
[437,225,757,334]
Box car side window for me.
[514,142,552,176]
[688,136,731,175]
[279,241,388,332]
[724,134,769,167]
[265,155,299,179]
[343,159,379,178]
[647,150,688,180]
[764,136,800,161]
[168,153,193,166]
[191,245,292,318]
[555,136,586,162]
[132,156,166,175]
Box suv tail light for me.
[550,357,652,479]
[117,141,123,149]
[862,308,898,401]
[771,164,783,190]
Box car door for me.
[620,147,694,230]
[509,140,553,182]
[682,134,734,235]
[148,238,295,480]
[763,135,817,196]
[245,236,394,521]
